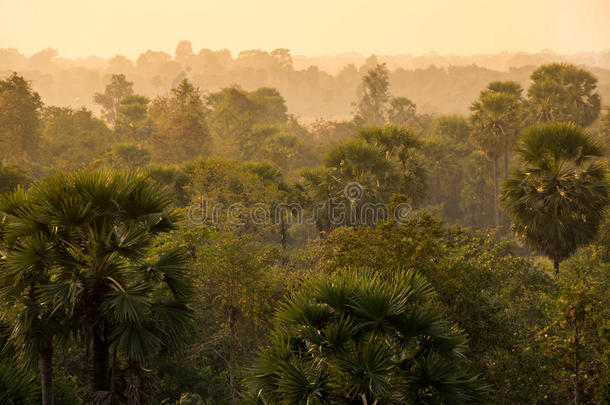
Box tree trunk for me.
[493,157,499,227]
[553,259,560,275]
[228,308,236,405]
[40,339,54,405]
[503,148,509,180]
[93,330,111,392]
[279,216,287,250]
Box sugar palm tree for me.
[246,269,487,404]
[470,88,523,226]
[501,123,609,274]
[0,187,71,405]
[2,170,194,401]
[0,362,38,404]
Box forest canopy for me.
[0,40,610,405]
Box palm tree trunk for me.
[503,148,509,179]
[40,339,54,405]
[279,216,287,250]
[228,307,236,405]
[493,157,499,227]
[93,331,111,392]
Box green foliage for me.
[94,74,134,125]
[115,94,153,141]
[150,79,210,163]
[0,53,609,405]
[387,96,416,126]
[0,170,194,399]
[52,375,82,405]
[501,123,609,271]
[0,73,42,161]
[459,151,495,227]
[0,362,38,405]
[469,80,524,226]
[104,142,152,169]
[41,106,112,169]
[528,63,601,127]
[300,125,426,232]
[246,269,487,404]
[317,214,591,403]
[0,162,29,194]
[354,64,391,126]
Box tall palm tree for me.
[470,82,523,226]
[246,269,487,404]
[0,187,70,405]
[2,170,194,401]
[501,123,609,274]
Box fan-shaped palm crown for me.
[246,269,486,404]
[1,170,193,395]
[501,123,609,273]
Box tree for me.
[435,114,471,143]
[387,96,416,126]
[41,106,112,169]
[2,170,194,400]
[103,142,152,169]
[541,250,610,404]
[483,81,524,178]
[0,187,72,405]
[94,74,134,125]
[150,79,210,163]
[460,151,495,227]
[527,63,601,127]
[0,162,29,194]
[196,233,283,404]
[470,83,523,226]
[354,64,390,126]
[114,94,152,141]
[239,125,308,171]
[501,123,609,273]
[270,48,293,69]
[205,87,288,156]
[301,126,425,232]
[246,269,486,404]
[0,73,42,160]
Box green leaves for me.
[501,123,609,268]
[0,362,38,405]
[0,169,194,398]
[527,63,601,127]
[246,269,486,404]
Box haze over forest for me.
[2,45,610,119]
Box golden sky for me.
[1,0,609,58]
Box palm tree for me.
[2,170,194,401]
[501,123,609,274]
[0,187,70,405]
[246,269,487,404]
[301,126,426,231]
[470,84,523,226]
[0,362,38,404]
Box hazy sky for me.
[1,0,609,58]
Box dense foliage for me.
[0,59,608,405]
